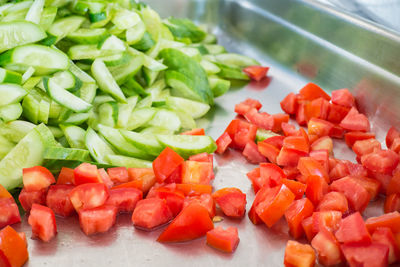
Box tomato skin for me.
[340,107,370,132]
[150,188,185,217]
[18,188,47,212]
[387,171,400,195]
[366,212,400,234]
[78,205,117,236]
[284,240,316,267]
[283,136,309,153]
[351,176,381,200]
[183,194,215,218]
[157,203,214,242]
[335,212,371,244]
[353,139,381,157]
[305,97,330,121]
[132,198,172,230]
[385,194,400,213]
[316,191,348,213]
[258,141,280,164]
[181,161,213,185]
[361,150,399,175]
[22,166,55,192]
[299,82,330,101]
[344,131,375,148]
[234,98,262,115]
[242,140,266,164]
[386,126,400,149]
[372,227,400,264]
[57,167,75,185]
[276,147,309,167]
[46,185,75,217]
[296,102,307,126]
[28,204,57,242]
[327,103,350,123]
[285,198,314,239]
[248,186,270,225]
[308,118,334,137]
[74,163,101,185]
[107,167,129,184]
[305,175,329,205]
[69,183,109,211]
[212,188,247,218]
[298,157,329,183]
[244,108,274,131]
[106,188,142,213]
[272,113,290,133]
[97,168,114,188]
[175,184,212,196]
[0,226,28,267]
[331,88,354,107]
[312,211,342,233]
[311,228,343,266]
[243,65,269,81]
[301,216,316,242]
[206,226,239,253]
[180,128,205,136]
[280,92,298,115]
[341,242,389,267]
[153,147,184,183]
[0,198,21,229]
[281,179,306,200]
[215,132,232,154]
[255,184,295,227]
[260,163,286,187]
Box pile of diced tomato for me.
[215,82,400,267]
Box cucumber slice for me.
[44,146,91,161]
[166,96,210,119]
[93,95,115,108]
[108,54,144,85]
[48,15,86,42]
[69,61,95,83]
[52,70,81,92]
[22,94,39,124]
[44,77,92,113]
[208,76,230,98]
[120,130,163,156]
[47,126,63,138]
[60,124,86,149]
[142,67,159,87]
[164,17,206,43]
[200,59,220,75]
[156,134,217,159]
[126,107,157,131]
[98,124,151,159]
[79,83,97,103]
[0,124,54,190]
[202,33,217,44]
[174,109,196,130]
[123,78,148,97]
[49,101,62,119]
[127,47,167,72]
[135,96,152,108]
[85,127,115,164]
[140,6,162,42]
[63,112,90,125]
[0,21,46,53]
[112,8,141,30]
[215,63,249,81]
[21,67,35,84]
[68,44,119,60]
[204,44,226,55]
[0,68,22,84]
[215,53,259,68]
[0,84,27,106]
[38,99,50,123]
[39,6,57,31]
[0,120,35,143]
[256,129,280,142]
[101,52,131,67]
[131,32,155,51]
[0,135,15,161]
[0,103,22,122]
[0,44,69,75]
[25,0,45,24]
[22,77,41,90]
[66,28,110,44]
[117,96,138,129]
[126,20,146,45]
[100,35,126,51]
[91,59,127,103]
[145,109,181,133]
[106,154,152,168]
[140,126,174,135]
[98,101,118,127]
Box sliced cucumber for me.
[63,112,89,125]
[48,15,86,42]
[0,135,15,161]
[215,53,259,68]
[121,130,163,156]
[101,52,131,67]
[208,76,230,98]
[25,0,45,24]
[204,44,226,55]
[108,53,144,85]
[112,8,140,30]
[0,120,35,143]
[145,109,181,133]
[127,47,167,71]
[44,146,91,161]
[0,21,46,53]
[141,126,174,135]
[98,101,118,127]
[39,6,57,31]
[123,78,148,97]
[22,77,41,91]
[135,96,153,108]
[215,63,249,81]
[21,67,35,84]
[256,129,280,142]
[106,154,152,168]
[47,126,63,138]
[69,61,95,83]
[100,35,126,51]
[79,83,97,103]
[117,96,138,129]
[0,84,27,107]
[166,96,210,119]
[200,59,220,75]
[60,124,86,149]
[156,134,217,159]
[85,127,115,164]
[66,28,110,44]
[0,68,22,84]
[68,44,119,60]
[38,99,50,124]
[127,108,157,130]
[164,17,206,43]
[0,103,22,122]
[126,20,146,45]
[52,70,81,92]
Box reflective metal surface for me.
[17,0,400,266]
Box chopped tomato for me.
[127,168,156,192]
[296,102,307,126]
[331,88,354,107]
[309,150,329,173]
[206,226,239,253]
[244,108,274,131]
[310,136,333,155]
[341,242,389,267]
[107,167,129,184]
[0,226,28,267]
[106,188,142,213]
[339,107,370,132]
[164,163,183,184]
[366,212,400,234]
[283,166,300,180]
[97,168,113,188]
[299,82,330,101]
[386,126,400,149]
[74,163,101,185]
[215,132,232,154]
[231,120,258,150]
[212,187,246,218]
[316,191,348,213]
[132,198,172,230]
[284,240,316,267]
[46,185,75,217]
[308,118,333,137]
[78,205,117,236]
[312,211,342,233]
[18,188,47,212]
[264,135,285,149]
[282,122,298,137]
[157,203,214,242]
[353,139,381,157]
[284,198,314,239]
[181,160,213,185]
[57,167,75,185]
[257,141,280,164]
[335,212,371,244]
[327,103,350,123]
[283,136,309,153]
[260,163,286,187]
[243,66,269,82]
[281,179,306,200]
[305,175,329,205]
[69,183,109,211]
[242,140,266,164]
[127,167,154,181]
[255,184,295,227]
[0,185,11,199]
[351,176,381,200]
[175,183,212,196]
[0,198,21,229]
[153,147,184,183]
[311,228,343,266]
[361,149,399,175]
[280,92,298,115]
[272,113,290,133]
[298,157,329,183]
[330,176,371,213]
[150,187,185,217]
[28,204,57,242]
[22,166,55,191]
[189,152,213,165]
[276,147,308,167]
[385,194,400,213]
[248,186,270,225]
[329,124,345,139]
[183,194,215,218]
[234,98,262,115]
[180,128,205,136]
[305,97,330,121]
[387,171,400,195]
[390,137,400,153]
[344,131,376,148]
[301,216,316,242]
[372,227,400,264]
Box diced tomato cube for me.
[118,170,156,193]
[107,167,129,184]
[257,141,280,164]
[281,123,298,137]
[284,240,316,267]
[0,185,11,199]
[18,187,47,212]
[331,88,354,107]
[341,242,389,267]
[280,92,298,115]
[234,98,262,115]
[98,168,113,188]
[180,128,205,136]
[260,163,286,187]
[57,167,75,185]
[305,175,329,205]
[387,171,400,195]
[305,97,330,121]
[309,150,329,173]
[298,157,329,183]
[28,204,57,242]
[153,147,184,183]
[22,166,55,192]
[301,216,316,242]
[69,183,109,211]
[335,212,371,244]
[150,188,185,217]
[175,184,212,196]
[285,198,314,239]
[283,136,309,153]
[164,164,183,184]
[327,103,350,123]
[277,147,309,167]
[340,107,370,132]
[242,141,266,164]
[157,203,214,242]
[46,185,75,217]
[366,212,400,234]
[372,227,400,264]
[329,124,345,139]
[312,211,342,233]
[0,198,21,229]
[263,135,285,149]
[281,179,306,200]
[385,194,400,213]
[272,113,290,133]
[212,187,246,218]
[296,102,307,126]
[316,191,348,213]
[78,205,117,236]
[183,194,215,218]
[361,149,399,175]
[243,66,269,82]
[74,163,101,185]
[345,161,369,177]
[215,132,232,154]
[308,118,334,137]
[386,126,400,149]
[344,131,376,148]
[299,82,330,101]
[351,176,381,200]
[244,108,274,131]
[127,168,154,181]
[311,228,343,266]
[181,161,213,185]
[206,226,240,253]
[106,188,142,213]
[132,198,172,230]
[0,226,29,267]
[390,137,400,153]
[310,136,333,155]
[189,152,213,165]
[353,139,381,157]
[232,121,258,150]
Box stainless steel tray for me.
[15,0,400,266]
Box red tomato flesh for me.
[69,183,109,211]
[316,191,348,213]
[284,198,314,239]
[331,88,354,107]
[183,194,215,218]
[28,204,57,242]
[106,188,142,213]
[335,212,371,244]
[181,160,213,185]
[46,185,75,217]
[74,163,102,185]
[153,147,184,183]
[180,128,205,136]
[0,226,29,267]
[339,107,370,132]
[22,166,55,191]
[132,198,172,230]
[57,167,75,185]
[372,227,400,264]
[242,140,266,164]
[0,198,21,229]
[299,82,330,101]
[215,132,232,154]
[212,187,247,218]
[234,98,262,115]
[311,228,343,266]
[280,92,298,115]
[18,188,47,212]
[206,226,239,253]
[284,240,316,267]
[341,242,389,267]
[175,183,213,196]
[386,126,400,149]
[385,194,400,213]
[243,66,269,82]
[366,212,400,234]
[107,167,129,184]
[78,205,117,236]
